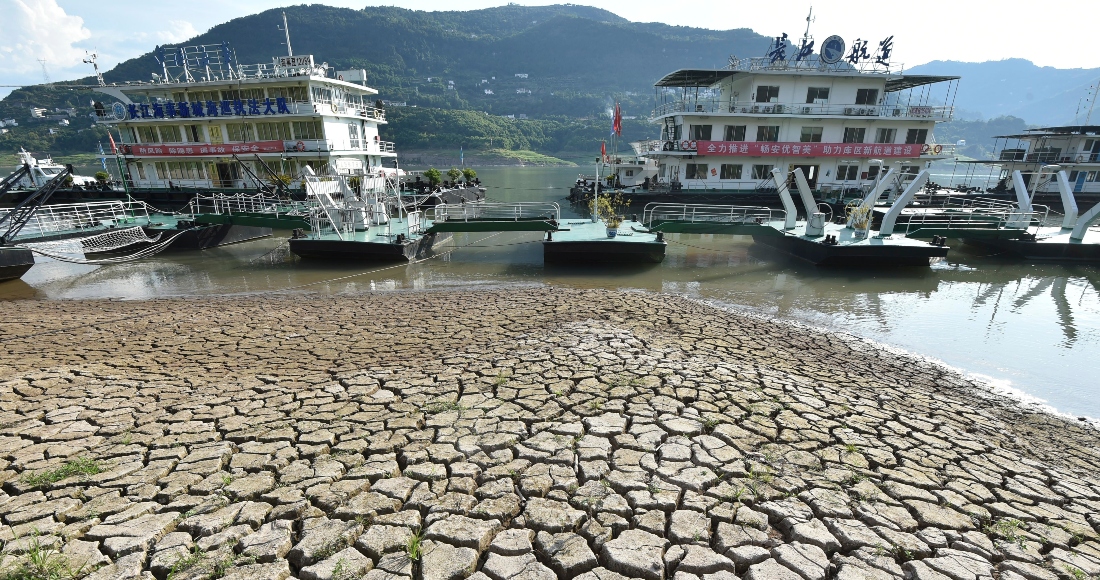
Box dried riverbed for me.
[0,288,1097,580]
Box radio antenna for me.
[278,12,294,57]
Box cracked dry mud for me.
[0,288,1098,580]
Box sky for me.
[3,0,1100,99]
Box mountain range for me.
[3,4,1099,160]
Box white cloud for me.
[156,20,200,44]
[0,0,91,77]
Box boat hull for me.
[0,247,35,282]
[543,240,666,264]
[288,232,452,262]
[753,234,948,267]
[156,223,272,251]
[962,238,1100,262]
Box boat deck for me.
[544,220,666,264]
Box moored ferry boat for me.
[617,20,959,204]
[89,39,397,203]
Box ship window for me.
[292,120,324,140]
[349,123,362,149]
[855,89,879,105]
[135,162,146,180]
[226,123,255,143]
[1089,171,1098,182]
[239,88,265,101]
[122,127,138,144]
[905,129,928,144]
[867,165,880,180]
[171,92,186,102]
[806,87,829,103]
[875,128,897,144]
[269,86,309,102]
[724,125,746,141]
[836,165,859,180]
[158,125,182,143]
[222,90,242,101]
[756,126,780,142]
[1069,171,1079,182]
[755,86,780,103]
[751,164,774,180]
[900,165,920,177]
[256,122,292,141]
[720,164,742,180]
[685,164,708,179]
[311,86,334,104]
[137,126,159,143]
[800,127,823,143]
[691,125,712,140]
[843,128,866,144]
[183,125,203,142]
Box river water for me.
[2,166,1098,420]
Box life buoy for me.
[680,140,690,150]
[331,103,338,113]
[295,140,306,152]
[933,144,943,155]
[689,140,697,150]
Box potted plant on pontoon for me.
[591,191,628,238]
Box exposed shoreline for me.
[0,288,1097,580]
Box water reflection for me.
[1,166,1098,418]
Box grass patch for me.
[406,527,425,561]
[483,148,576,166]
[0,535,82,580]
[985,518,1028,548]
[424,401,465,414]
[21,458,101,488]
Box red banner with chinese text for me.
[123,141,285,157]
[695,141,922,158]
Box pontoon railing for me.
[186,193,313,217]
[430,202,560,223]
[0,200,154,241]
[642,203,786,227]
[902,205,1048,234]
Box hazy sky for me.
[3,0,1100,99]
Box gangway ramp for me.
[424,202,560,233]
[642,204,787,237]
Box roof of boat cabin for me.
[653,69,958,92]
[993,126,1100,139]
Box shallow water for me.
[2,166,1098,420]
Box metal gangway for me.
[185,192,313,229]
[642,203,787,236]
[424,202,561,233]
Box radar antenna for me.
[83,50,105,87]
[801,7,815,47]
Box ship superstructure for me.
[91,42,395,192]
[638,22,959,200]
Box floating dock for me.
[543,219,666,264]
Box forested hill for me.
[92,4,768,118]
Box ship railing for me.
[186,193,313,217]
[651,100,953,121]
[902,205,1048,234]
[430,202,560,223]
[728,57,902,75]
[0,200,154,241]
[642,203,785,228]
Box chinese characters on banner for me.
[124,140,286,157]
[127,98,293,120]
[695,141,920,158]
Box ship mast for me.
[280,12,294,57]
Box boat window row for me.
[170,86,309,104]
[671,123,928,145]
[133,158,329,185]
[752,86,879,105]
[121,120,325,144]
[675,162,920,183]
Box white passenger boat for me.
[613,16,960,204]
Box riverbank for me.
[0,288,1097,580]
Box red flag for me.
[613,103,622,137]
[108,131,117,154]
[600,141,606,160]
